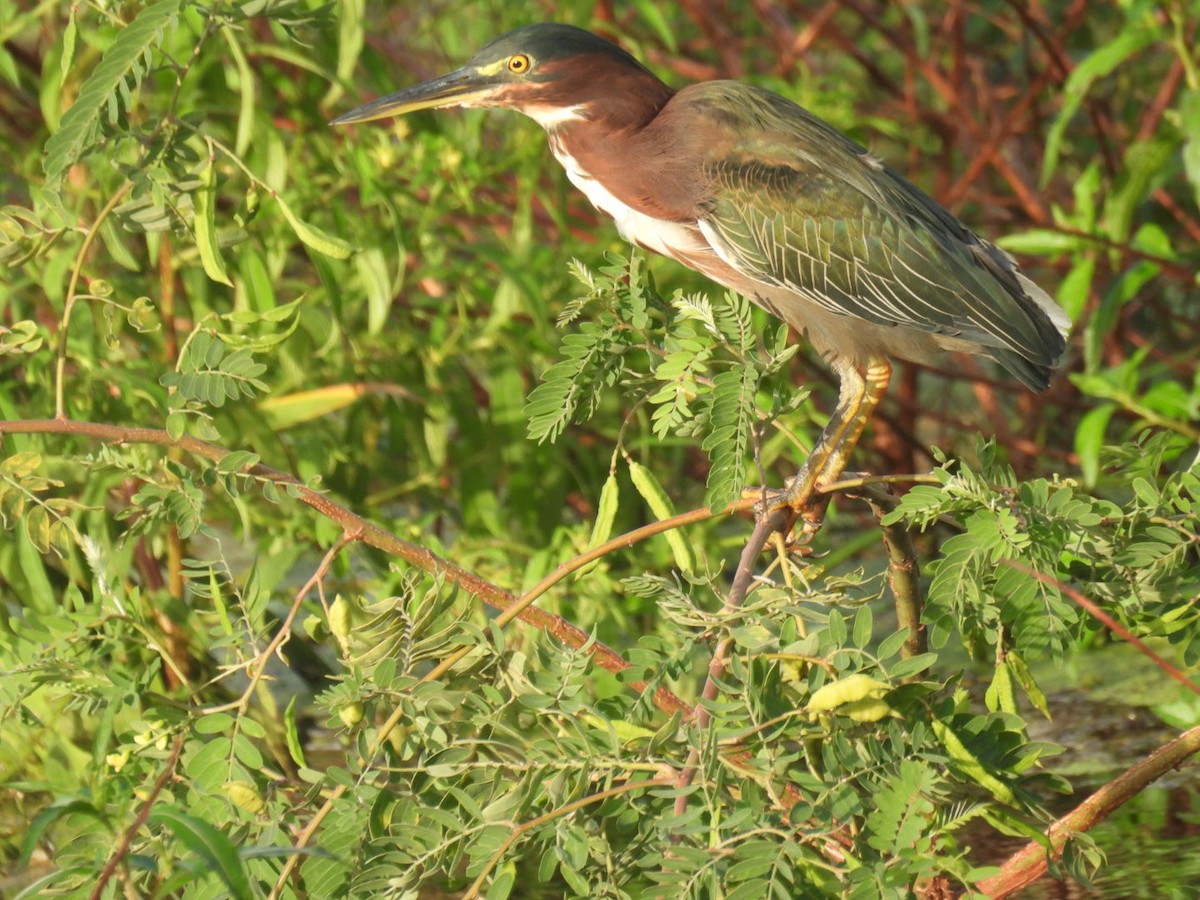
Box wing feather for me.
[683,82,1067,373]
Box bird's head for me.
[331,23,669,130]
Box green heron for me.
[333,24,1069,516]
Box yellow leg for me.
[776,358,892,521]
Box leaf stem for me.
[54,182,131,418]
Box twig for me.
[89,735,185,900]
[55,183,132,419]
[462,777,674,899]
[1002,560,1200,697]
[672,514,779,817]
[203,530,362,714]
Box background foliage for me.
[1,0,1198,897]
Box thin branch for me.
[1002,560,1200,697]
[89,735,185,900]
[0,418,689,714]
[865,494,926,664]
[673,514,780,818]
[978,724,1200,897]
[203,530,362,715]
[462,777,674,899]
[55,183,132,419]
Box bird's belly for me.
[551,148,709,259]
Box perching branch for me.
[673,513,781,815]
[864,491,926,663]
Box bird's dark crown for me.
[473,23,646,73]
[469,24,672,129]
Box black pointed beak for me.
[330,66,499,125]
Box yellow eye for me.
[508,54,531,74]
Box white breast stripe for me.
[524,104,587,128]
[548,141,708,259]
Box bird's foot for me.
[781,474,832,546]
[739,472,831,546]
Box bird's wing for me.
[686,82,1064,365]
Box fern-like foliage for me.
[525,318,629,443]
[702,363,759,511]
[864,759,940,856]
[43,0,181,185]
[885,432,1200,664]
[527,254,800,510]
[161,331,269,410]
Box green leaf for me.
[1007,651,1050,719]
[1074,403,1116,487]
[25,505,51,553]
[59,7,77,86]
[852,604,873,648]
[932,719,1015,804]
[1182,90,1200,211]
[485,861,516,900]
[985,658,1018,715]
[43,0,181,183]
[20,798,106,868]
[1056,256,1095,322]
[2,451,42,477]
[865,760,936,855]
[628,2,677,52]
[148,806,254,900]
[1042,27,1156,185]
[216,451,260,475]
[194,159,233,286]
[1102,136,1176,242]
[702,363,757,512]
[277,196,354,259]
[0,320,45,356]
[194,712,233,735]
[628,461,694,574]
[890,653,939,680]
[165,411,187,440]
[525,322,620,443]
[355,246,394,336]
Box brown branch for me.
[977,724,1200,897]
[865,493,926,664]
[673,513,780,818]
[0,418,693,717]
[463,777,675,899]
[1001,560,1200,697]
[90,735,185,900]
[205,531,361,715]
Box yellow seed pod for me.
[339,701,365,729]
[223,780,265,815]
[328,595,353,652]
[807,673,891,715]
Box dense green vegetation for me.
[1,1,1197,897]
